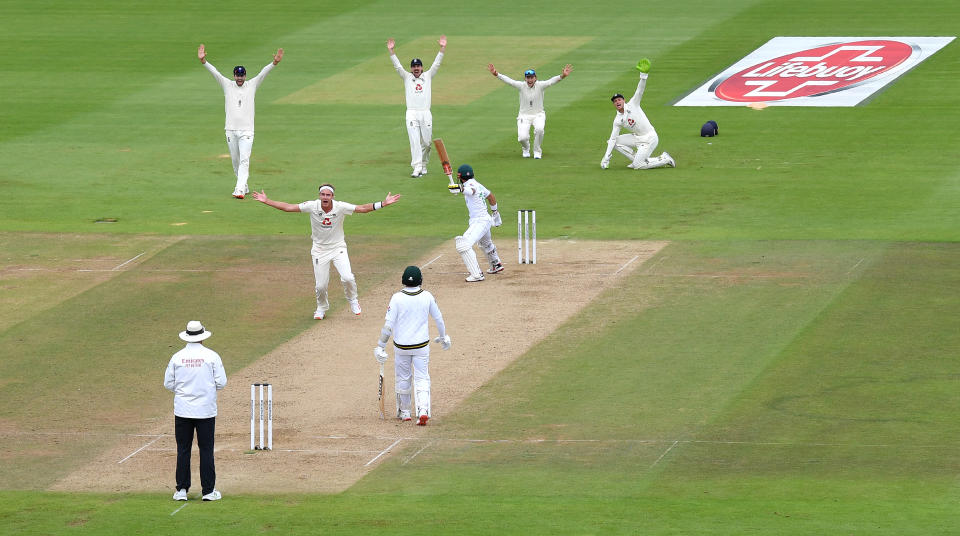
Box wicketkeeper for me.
[600,58,675,170]
[374,266,451,425]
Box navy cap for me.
[410,58,423,67]
[233,65,246,76]
[524,69,536,77]
[700,120,718,137]
[610,93,625,102]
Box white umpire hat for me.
[179,320,212,342]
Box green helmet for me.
[402,265,422,287]
[457,164,474,182]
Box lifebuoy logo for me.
[674,36,955,107]
[713,40,913,102]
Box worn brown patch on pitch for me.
[277,36,592,106]
[50,239,666,494]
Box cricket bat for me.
[377,363,385,419]
[432,138,461,195]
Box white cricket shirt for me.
[298,199,357,255]
[496,73,563,115]
[391,51,443,111]
[204,61,276,131]
[164,343,227,419]
[383,286,446,348]
[461,178,492,220]
[608,73,656,143]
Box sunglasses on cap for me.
[524,69,536,76]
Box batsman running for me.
[374,266,451,425]
[454,164,504,282]
[601,58,675,170]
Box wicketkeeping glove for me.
[434,335,451,350]
[492,210,502,227]
[636,58,651,74]
[374,346,388,363]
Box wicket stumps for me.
[250,383,273,450]
[518,209,537,264]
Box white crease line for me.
[650,440,679,468]
[422,255,443,268]
[118,435,164,464]
[847,258,865,274]
[364,438,402,467]
[402,442,431,465]
[614,254,641,275]
[170,503,188,516]
[112,252,145,271]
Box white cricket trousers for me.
[462,215,497,256]
[394,346,431,418]
[404,109,432,170]
[517,112,546,154]
[225,129,254,193]
[311,247,358,314]
[614,133,670,168]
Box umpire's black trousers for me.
[174,416,216,495]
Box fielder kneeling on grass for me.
[252,185,401,320]
[600,58,675,170]
[374,266,450,425]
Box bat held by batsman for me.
[374,346,388,363]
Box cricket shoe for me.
[533,151,542,159]
[399,410,412,422]
[314,308,325,320]
[417,414,429,426]
[172,489,188,501]
[487,262,504,274]
[349,300,362,315]
[201,489,222,501]
[465,274,485,282]
[522,149,531,158]
[232,190,245,199]
[419,168,428,176]
[663,152,676,168]
[410,165,423,178]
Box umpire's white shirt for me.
[496,73,563,115]
[391,52,444,111]
[299,199,357,256]
[164,343,227,419]
[384,287,447,348]
[203,61,275,131]
[609,73,656,143]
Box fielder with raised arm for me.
[374,266,451,425]
[198,44,283,198]
[387,36,446,177]
[453,164,504,282]
[601,58,675,170]
[487,63,572,159]
[252,184,401,320]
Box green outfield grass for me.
[1,0,958,533]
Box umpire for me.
[164,320,227,501]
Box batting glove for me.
[374,346,389,363]
[491,210,502,227]
[434,335,451,350]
